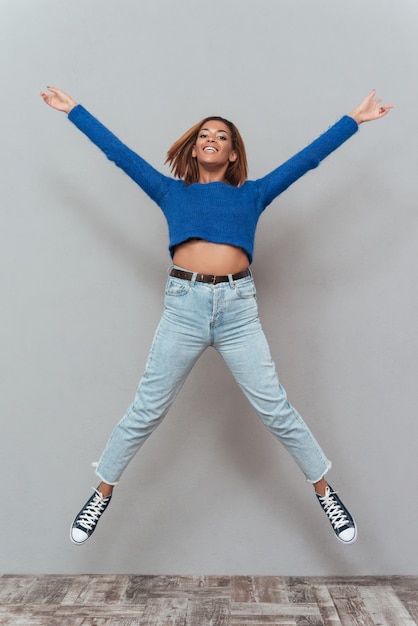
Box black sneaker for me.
[316,484,357,544]
[70,488,112,545]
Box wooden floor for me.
[0,575,417,625]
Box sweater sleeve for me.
[256,115,358,208]
[68,105,170,204]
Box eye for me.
[199,132,208,139]
[218,135,227,141]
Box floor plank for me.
[0,575,416,626]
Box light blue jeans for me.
[94,268,331,485]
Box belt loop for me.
[191,272,197,286]
[228,273,235,288]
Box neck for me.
[198,172,226,184]
[197,164,229,184]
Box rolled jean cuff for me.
[305,460,332,484]
[92,462,120,486]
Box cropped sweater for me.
[68,105,358,263]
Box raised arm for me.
[40,86,78,114]
[256,90,393,208]
[349,89,393,124]
[40,86,171,204]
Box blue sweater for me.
[68,105,358,263]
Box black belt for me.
[170,267,250,284]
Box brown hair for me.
[165,116,248,186]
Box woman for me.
[41,86,392,546]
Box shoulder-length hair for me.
[165,116,248,187]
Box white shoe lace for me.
[76,490,109,531]
[319,488,351,531]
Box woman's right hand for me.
[40,86,78,114]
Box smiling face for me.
[191,120,237,173]
[165,115,248,186]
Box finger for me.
[379,105,393,116]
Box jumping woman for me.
[41,86,392,546]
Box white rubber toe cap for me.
[71,527,89,544]
[338,526,357,544]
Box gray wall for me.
[1,0,417,575]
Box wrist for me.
[66,100,77,114]
[348,109,363,125]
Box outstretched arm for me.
[40,86,77,114]
[40,85,170,204]
[349,89,393,124]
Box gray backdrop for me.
[1,0,417,575]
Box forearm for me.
[68,105,170,203]
[258,115,358,206]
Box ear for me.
[191,146,197,158]
[229,150,237,163]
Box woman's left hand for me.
[349,90,394,124]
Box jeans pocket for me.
[165,277,191,297]
[235,279,257,299]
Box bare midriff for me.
[172,239,250,275]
